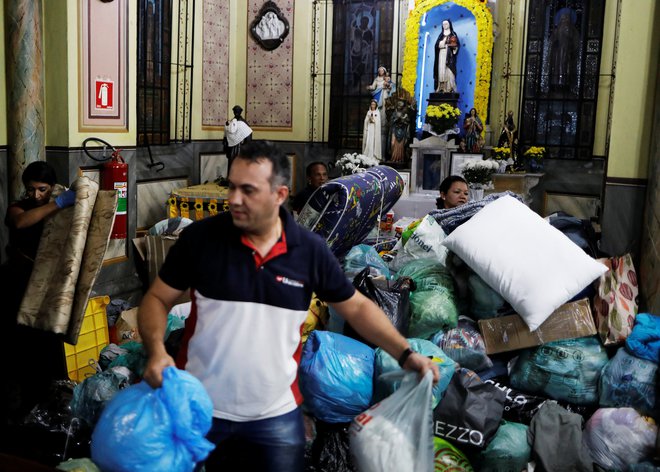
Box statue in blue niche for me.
[433,19,460,93]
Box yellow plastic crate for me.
[64,295,110,382]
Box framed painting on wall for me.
[398,171,411,198]
[543,192,600,220]
[450,152,484,177]
[199,153,228,184]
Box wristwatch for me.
[398,347,414,367]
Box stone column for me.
[5,0,46,201]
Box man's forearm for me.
[138,291,170,355]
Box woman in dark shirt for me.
[1,161,75,424]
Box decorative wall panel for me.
[202,0,230,127]
[80,0,128,130]
[246,0,294,128]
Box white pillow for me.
[442,195,607,331]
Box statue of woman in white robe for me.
[362,99,382,160]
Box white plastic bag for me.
[390,215,448,271]
[349,371,434,472]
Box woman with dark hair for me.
[1,161,76,424]
[436,175,468,209]
[434,19,460,93]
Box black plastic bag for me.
[433,368,506,454]
[344,269,413,347]
[3,381,93,466]
[484,377,547,425]
[310,421,356,472]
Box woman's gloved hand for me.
[55,189,76,208]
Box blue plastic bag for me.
[343,244,391,280]
[299,331,374,423]
[374,338,455,408]
[626,313,660,362]
[91,366,215,471]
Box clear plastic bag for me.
[583,407,658,470]
[349,371,434,472]
[343,244,391,280]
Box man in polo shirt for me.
[138,140,439,471]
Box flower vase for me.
[497,161,508,174]
[469,186,484,201]
[529,159,544,172]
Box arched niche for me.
[402,0,493,131]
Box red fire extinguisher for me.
[101,149,128,239]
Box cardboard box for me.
[478,298,596,354]
[114,307,141,344]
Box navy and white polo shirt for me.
[159,208,355,422]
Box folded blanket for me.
[428,191,522,234]
[625,313,660,363]
[297,166,403,259]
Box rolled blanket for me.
[297,166,404,258]
[428,191,522,234]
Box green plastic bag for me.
[397,259,455,292]
[409,290,458,339]
[433,437,473,471]
[476,421,531,472]
[397,259,458,339]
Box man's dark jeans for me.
[200,407,305,471]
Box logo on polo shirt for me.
[276,275,304,288]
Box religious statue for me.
[255,11,286,41]
[549,8,579,91]
[389,99,410,163]
[366,66,394,111]
[362,99,382,161]
[497,110,518,154]
[224,105,253,170]
[433,19,460,93]
[463,108,484,152]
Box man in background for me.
[291,161,328,214]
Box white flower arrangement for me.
[336,152,380,175]
[461,159,500,188]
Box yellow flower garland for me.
[403,0,493,123]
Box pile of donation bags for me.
[8,178,658,471]
[2,299,215,472]
[296,191,659,471]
